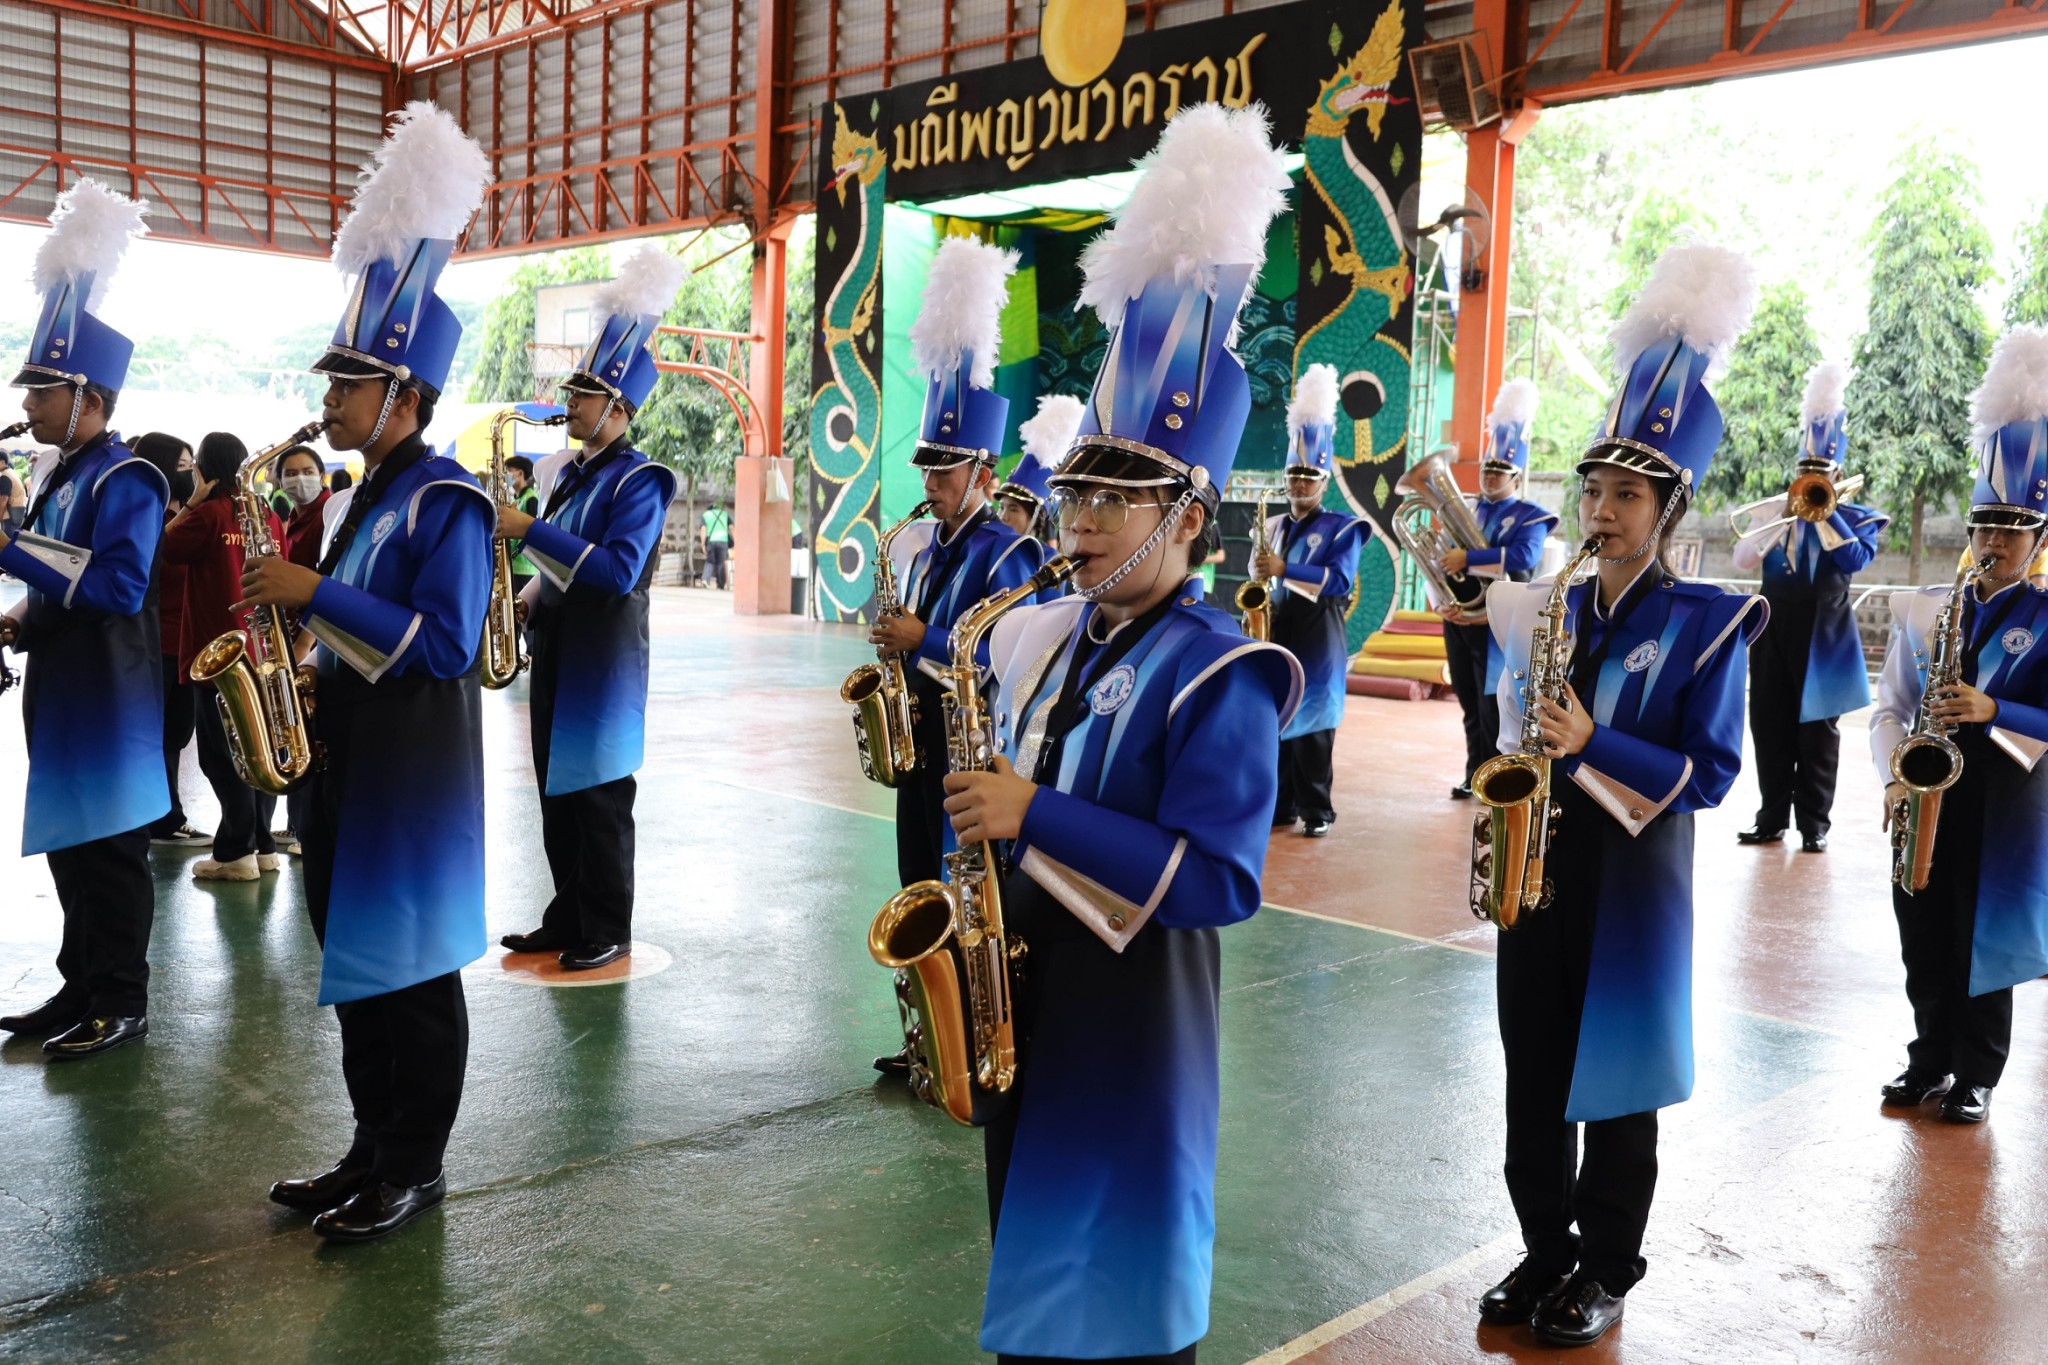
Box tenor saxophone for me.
[1236,492,1273,640]
[481,408,567,689]
[868,553,1077,1126]
[1890,554,1994,893]
[189,419,331,795]
[841,501,934,786]
[1469,536,1601,929]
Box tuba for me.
[1235,492,1273,640]
[1392,449,1491,619]
[842,501,934,787]
[189,420,330,795]
[868,553,1077,1126]
[481,408,567,689]
[1890,554,1993,893]
[1469,536,1601,929]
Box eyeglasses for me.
[1049,486,1165,537]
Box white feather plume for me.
[1801,361,1848,423]
[1077,103,1291,337]
[32,179,148,310]
[909,236,1019,388]
[333,101,492,275]
[595,243,685,323]
[1019,394,1085,464]
[1607,242,1760,373]
[1971,325,2048,440]
[1488,377,1539,429]
[1286,363,1340,441]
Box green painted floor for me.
[0,591,1829,1363]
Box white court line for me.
[702,775,892,823]
[1244,1234,1521,1364]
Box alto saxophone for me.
[868,553,1077,1126]
[1236,492,1273,640]
[1890,554,1994,893]
[1470,536,1601,929]
[481,408,566,689]
[189,419,331,795]
[841,501,934,786]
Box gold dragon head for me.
[830,106,884,204]
[1308,1,1406,141]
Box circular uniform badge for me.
[55,483,75,512]
[1307,533,1324,550]
[1089,662,1137,716]
[2003,627,2036,656]
[1624,640,1660,673]
[371,510,399,545]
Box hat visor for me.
[1047,440,1188,492]
[310,350,396,381]
[1283,464,1331,480]
[1577,440,1680,481]
[1967,504,2048,532]
[911,441,992,470]
[1480,460,1522,475]
[11,363,81,389]
[558,372,617,398]
[994,483,1042,508]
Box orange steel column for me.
[1448,0,1524,492]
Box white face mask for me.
[282,473,324,507]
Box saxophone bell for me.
[481,408,566,690]
[844,501,935,786]
[1890,554,1993,893]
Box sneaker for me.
[282,839,302,856]
[193,855,261,882]
[257,853,282,873]
[151,824,212,847]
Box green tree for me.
[1699,281,1823,510]
[2006,199,2048,327]
[467,245,612,403]
[1850,144,1993,584]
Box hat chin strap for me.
[60,384,84,448]
[1600,484,1684,567]
[1074,486,1198,602]
[364,379,402,452]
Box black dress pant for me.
[150,653,196,836]
[895,678,950,886]
[48,827,155,1016]
[1444,619,1499,784]
[194,683,275,861]
[536,776,638,947]
[1275,728,1336,825]
[1747,606,1840,838]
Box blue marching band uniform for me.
[1482,244,1767,1346]
[993,391,1084,547]
[1264,362,1370,838]
[1442,378,1559,797]
[1869,325,2048,1127]
[1733,362,1888,850]
[500,244,682,970]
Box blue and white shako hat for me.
[311,102,491,401]
[1001,393,1084,508]
[1797,360,1849,473]
[1055,103,1292,504]
[1967,325,2048,531]
[561,244,686,412]
[908,235,1018,469]
[1286,363,1340,478]
[1483,378,1539,474]
[13,179,148,398]
[1582,242,1759,505]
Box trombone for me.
[1727,469,1864,551]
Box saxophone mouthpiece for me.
[0,421,30,442]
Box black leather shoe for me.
[1271,812,1299,828]
[311,1175,447,1242]
[1530,1272,1625,1346]
[43,1015,147,1060]
[270,1159,375,1213]
[1880,1070,1952,1107]
[1801,834,1829,853]
[500,928,568,954]
[1,993,87,1036]
[873,1048,911,1078]
[558,943,629,971]
[1939,1084,1992,1124]
[1478,1258,1573,1325]
[1451,783,1474,800]
[1736,827,1785,845]
[1303,819,1331,838]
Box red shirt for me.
[157,554,189,663]
[284,489,331,569]
[160,495,286,677]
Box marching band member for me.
[0,181,168,1060]
[1258,362,1370,837]
[1732,363,1887,852]
[1441,380,1557,799]
[870,235,1046,1078]
[1481,245,1764,1346]
[237,104,495,1241]
[1869,326,2048,1126]
[993,393,1082,545]
[946,103,1301,1365]
[498,245,682,971]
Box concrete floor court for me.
[1,587,2044,1363]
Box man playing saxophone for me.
[496,245,681,972]
[868,236,1044,1080]
[1479,245,1766,1346]
[941,104,1301,1365]
[1869,326,2048,1128]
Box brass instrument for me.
[869,553,1077,1126]
[1235,492,1273,640]
[841,501,934,786]
[1889,554,1994,894]
[1727,472,1865,547]
[189,419,330,796]
[1392,449,1491,619]
[1470,536,1601,929]
[481,408,566,690]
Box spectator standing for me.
[131,433,209,847]
[271,445,331,856]
[700,500,731,588]
[506,455,540,595]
